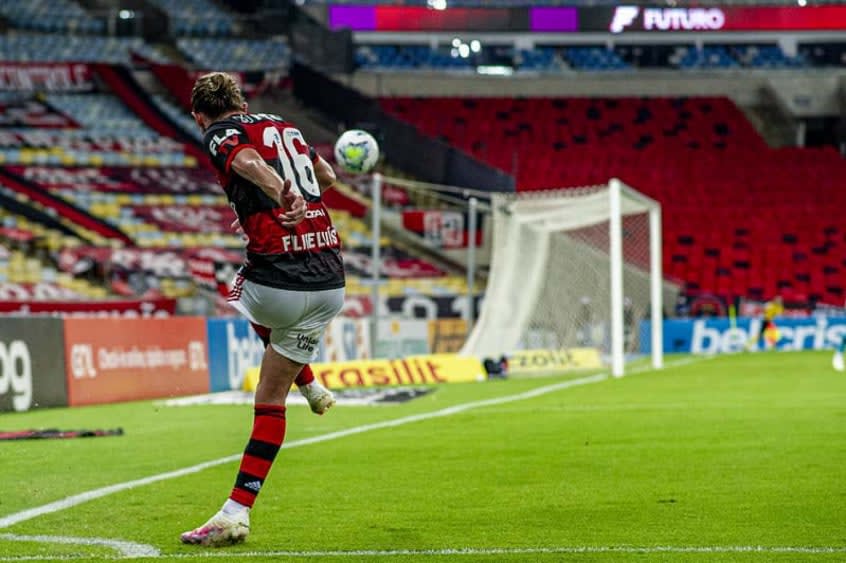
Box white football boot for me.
[299,380,336,415]
[180,508,250,546]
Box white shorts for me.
[228,276,345,364]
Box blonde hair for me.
[190,72,244,119]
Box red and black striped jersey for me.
[204,113,344,291]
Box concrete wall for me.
[767,74,845,117]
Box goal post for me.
[461,179,671,377]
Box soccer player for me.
[747,295,784,351]
[181,72,345,546]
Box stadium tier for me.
[356,45,475,70]
[381,96,846,304]
[0,208,111,299]
[0,82,465,306]
[356,43,815,72]
[0,0,104,34]
[0,33,143,63]
[175,38,291,71]
[146,0,237,37]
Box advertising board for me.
[63,317,209,406]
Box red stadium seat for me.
[382,95,846,304]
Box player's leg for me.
[755,318,770,349]
[250,322,335,414]
[180,344,301,547]
[224,287,343,511]
[182,282,306,546]
[181,284,343,546]
[833,335,845,372]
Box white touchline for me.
[0,533,159,558]
[0,357,704,534]
[0,371,608,531]
[0,544,845,561]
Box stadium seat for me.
[146,0,236,37]
[176,38,291,71]
[382,96,846,303]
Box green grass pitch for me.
[1,351,845,562]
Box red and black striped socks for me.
[229,403,287,508]
[296,364,315,386]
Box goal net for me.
[462,179,674,376]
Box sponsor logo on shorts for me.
[296,334,319,353]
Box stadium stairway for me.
[93,64,207,163]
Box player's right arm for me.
[230,149,306,227]
[231,147,290,205]
[310,150,336,194]
[205,123,305,227]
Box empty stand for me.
[0,33,143,63]
[356,42,821,72]
[0,0,103,34]
[146,0,237,37]
[356,45,474,70]
[382,95,846,304]
[176,38,291,71]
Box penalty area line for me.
[0,371,607,531]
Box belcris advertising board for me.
[641,317,846,355]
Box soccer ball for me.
[334,130,379,174]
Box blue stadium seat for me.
[672,46,739,70]
[0,34,144,63]
[564,47,629,71]
[356,45,475,70]
[146,0,236,37]
[153,95,203,142]
[515,47,566,72]
[0,0,104,34]
[176,38,290,71]
[732,45,808,69]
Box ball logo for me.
[0,340,33,412]
[70,344,97,378]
